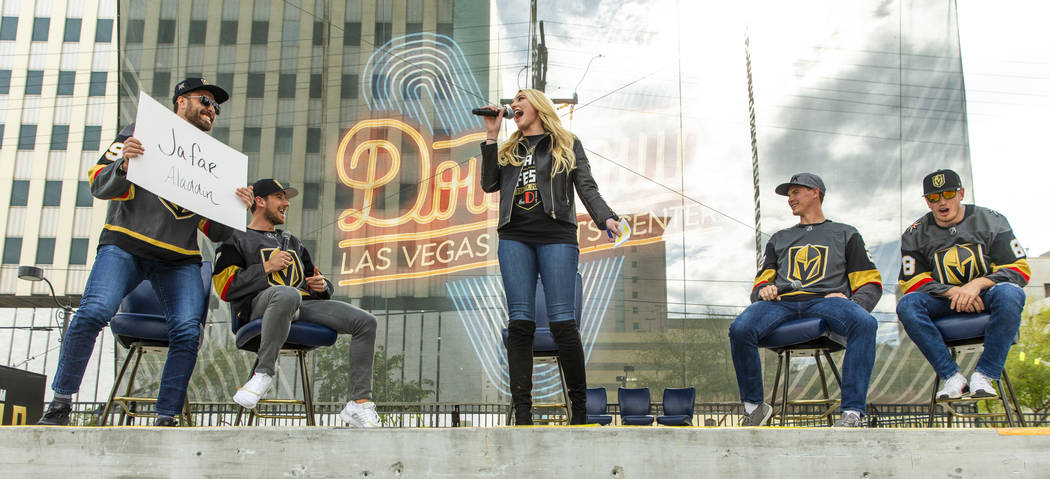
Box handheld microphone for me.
[278,230,290,251]
[471,105,513,119]
[778,280,804,295]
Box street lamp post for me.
[17,265,75,339]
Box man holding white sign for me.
[38,78,253,427]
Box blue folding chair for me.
[101,262,213,426]
[657,387,695,426]
[501,273,584,425]
[618,387,654,426]
[586,387,612,425]
[926,312,1025,427]
[758,316,845,426]
[231,301,338,426]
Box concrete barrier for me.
[3,426,1049,478]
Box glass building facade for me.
[4,0,1038,408]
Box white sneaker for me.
[936,372,968,400]
[340,400,380,428]
[233,372,273,409]
[969,371,998,398]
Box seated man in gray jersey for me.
[212,179,380,427]
[896,169,1028,400]
[729,173,882,427]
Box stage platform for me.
[4,426,1049,478]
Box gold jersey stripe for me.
[213,265,239,300]
[103,224,200,256]
[899,272,933,294]
[993,259,1031,280]
[848,269,883,292]
[753,269,776,289]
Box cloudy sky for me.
[492,0,1048,314]
[957,1,1050,256]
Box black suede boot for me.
[549,320,588,425]
[506,320,536,425]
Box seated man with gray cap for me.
[728,173,882,427]
[896,169,1028,400]
[212,179,380,427]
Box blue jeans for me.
[497,240,579,323]
[52,245,206,417]
[895,283,1025,380]
[728,297,878,413]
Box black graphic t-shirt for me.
[498,134,578,244]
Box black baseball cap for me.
[775,173,826,198]
[172,77,229,105]
[251,179,299,200]
[922,169,962,196]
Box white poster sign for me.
[127,91,247,231]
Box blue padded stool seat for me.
[102,262,212,426]
[656,387,695,426]
[925,312,1024,428]
[500,273,584,425]
[758,316,845,426]
[500,275,584,352]
[586,387,612,425]
[757,317,846,352]
[234,319,338,352]
[934,313,993,345]
[622,415,654,426]
[111,313,171,348]
[110,262,213,349]
[230,306,338,427]
[619,387,654,426]
[501,327,558,352]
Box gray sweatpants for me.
[249,285,377,400]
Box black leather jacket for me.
[480,135,617,232]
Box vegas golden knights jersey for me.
[753,220,882,301]
[899,205,1030,295]
[212,228,332,323]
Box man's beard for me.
[264,208,285,225]
[186,105,213,131]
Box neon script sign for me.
[335,119,498,287]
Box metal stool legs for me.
[928,347,1026,427]
[768,348,842,426]
[100,344,192,426]
[235,350,317,426]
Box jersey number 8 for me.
[902,255,915,276]
[1010,239,1025,258]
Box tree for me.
[636,316,737,401]
[312,340,434,402]
[1005,304,1050,415]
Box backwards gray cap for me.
[775,172,826,197]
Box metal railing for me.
[60,401,1050,428]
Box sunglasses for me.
[184,95,221,115]
[925,189,958,203]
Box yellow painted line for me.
[997,428,1050,436]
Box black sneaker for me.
[37,401,72,426]
[154,416,177,427]
[740,403,773,426]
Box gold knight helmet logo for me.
[787,244,829,286]
[935,244,986,285]
[932,174,945,188]
[261,248,304,288]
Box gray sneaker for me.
[740,403,773,426]
[832,411,865,427]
